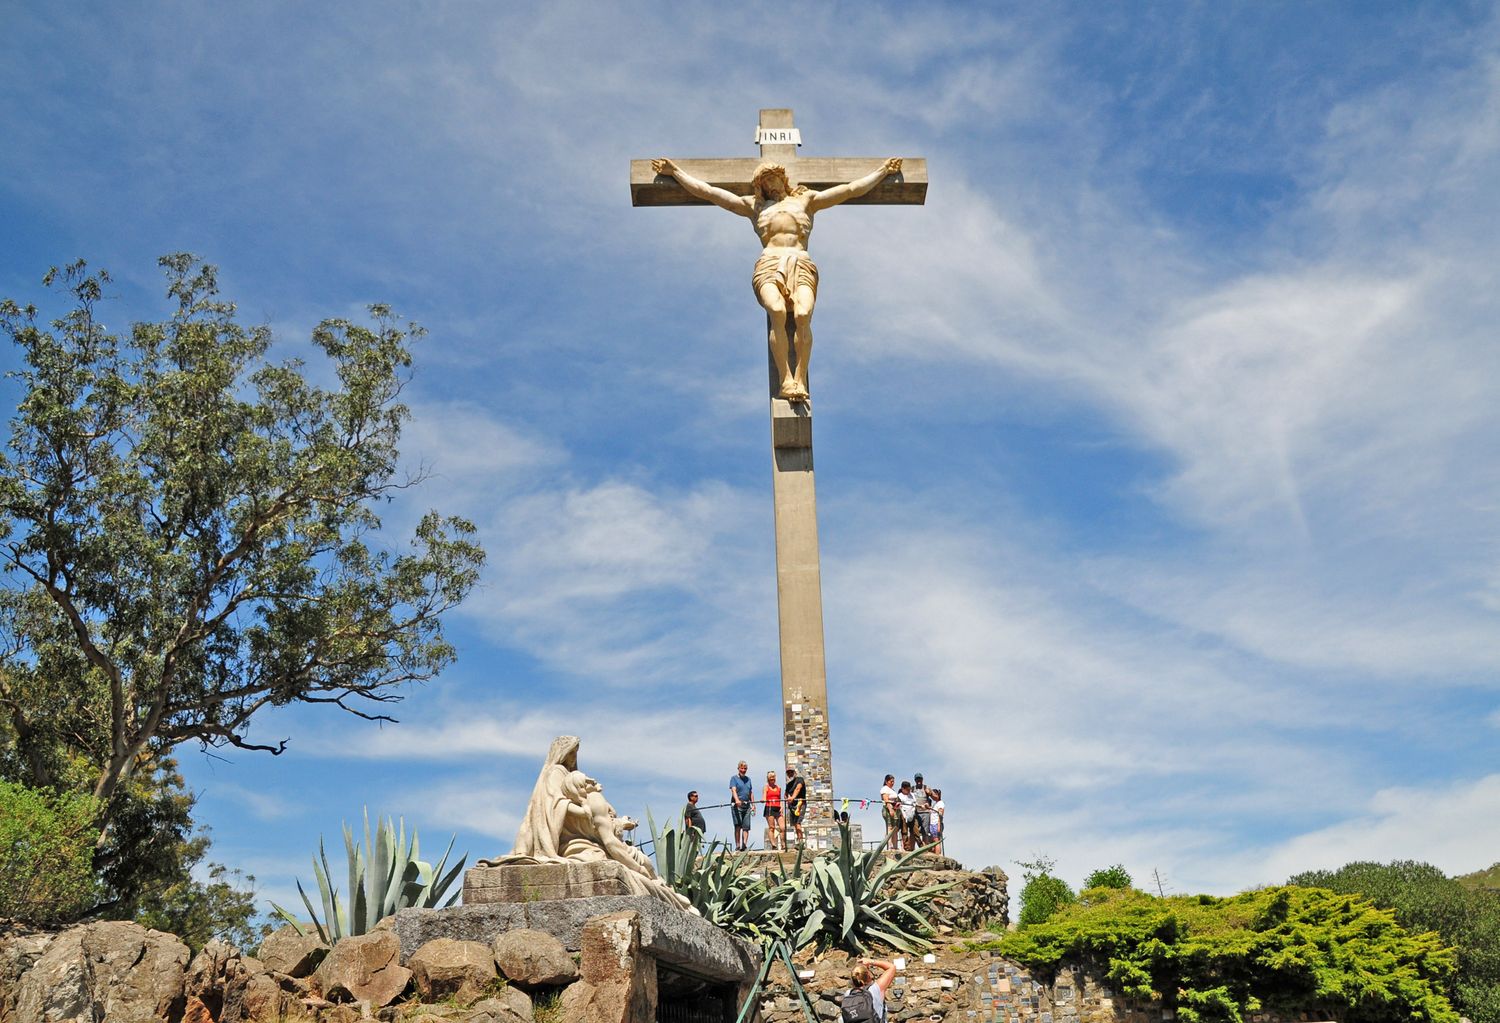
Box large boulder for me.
[12,920,189,1023]
[237,972,286,1023]
[469,988,534,1023]
[257,925,328,978]
[0,922,55,1022]
[408,938,497,1004]
[182,940,274,1023]
[492,929,577,988]
[313,931,412,1007]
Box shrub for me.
[1017,856,1075,926]
[1290,860,1500,1023]
[0,779,99,925]
[984,885,1459,1023]
[1083,864,1133,891]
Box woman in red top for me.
[763,771,784,851]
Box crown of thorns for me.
[751,162,794,192]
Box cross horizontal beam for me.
[629,157,928,207]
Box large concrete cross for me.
[632,109,926,850]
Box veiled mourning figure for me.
[479,735,693,912]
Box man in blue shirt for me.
[729,760,755,851]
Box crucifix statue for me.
[633,109,926,850]
[650,155,903,402]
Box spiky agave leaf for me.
[282,809,467,943]
[316,836,346,941]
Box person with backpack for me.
[842,958,897,1023]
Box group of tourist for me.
[679,762,946,856]
[879,773,945,854]
[682,761,809,851]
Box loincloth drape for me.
[752,248,819,303]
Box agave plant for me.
[646,816,951,1023]
[649,814,951,952]
[645,808,704,888]
[795,819,955,952]
[270,809,466,944]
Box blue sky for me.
[3,2,1499,911]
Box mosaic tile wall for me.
[782,687,838,850]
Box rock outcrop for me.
[9,921,189,1023]
[408,938,497,1003]
[256,926,327,978]
[492,929,578,989]
[313,930,412,1007]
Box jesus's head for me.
[752,162,805,201]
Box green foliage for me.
[1083,864,1133,891]
[647,817,951,954]
[0,255,485,843]
[983,885,1458,1023]
[136,862,270,953]
[793,824,955,953]
[272,809,465,944]
[0,778,99,925]
[1289,860,1500,1023]
[91,757,201,920]
[1017,856,1076,926]
[647,807,708,891]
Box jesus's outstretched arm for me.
[652,158,754,217]
[808,158,902,212]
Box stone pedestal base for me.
[463,861,636,904]
[394,895,759,983]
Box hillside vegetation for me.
[979,885,1458,1023]
[1290,860,1500,1023]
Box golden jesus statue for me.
[652,157,903,402]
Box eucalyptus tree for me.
[0,255,485,845]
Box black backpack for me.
[841,987,881,1023]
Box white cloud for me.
[402,402,561,493]
[1254,774,1500,882]
[202,782,297,822]
[464,475,776,686]
[312,704,781,789]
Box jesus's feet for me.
[779,379,809,402]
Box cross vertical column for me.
[759,110,842,851]
[633,110,925,852]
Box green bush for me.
[983,885,1458,1023]
[1083,864,1133,891]
[0,779,100,925]
[1017,856,1076,926]
[1290,860,1500,1023]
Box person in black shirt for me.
[784,766,808,847]
[913,772,933,846]
[683,790,707,834]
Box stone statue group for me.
[478,736,694,912]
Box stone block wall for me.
[758,941,1338,1023]
[884,865,1010,935]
